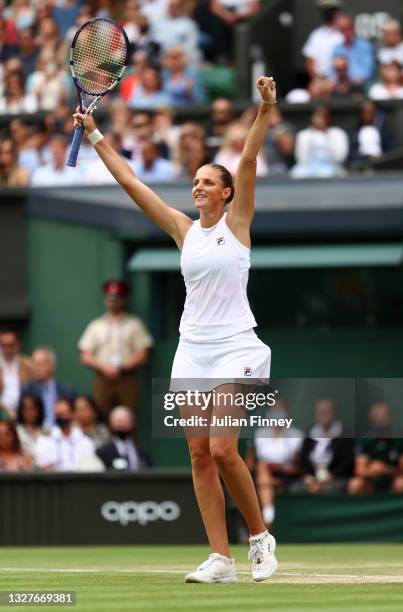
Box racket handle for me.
[66,125,85,167]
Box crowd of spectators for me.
[0,1,403,184]
[0,95,397,186]
[1,316,403,512]
[296,2,403,103]
[246,396,403,528]
[0,329,153,472]
[0,278,153,473]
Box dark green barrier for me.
[2,472,403,545]
[271,493,403,543]
[0,471,205,546]
[0,189,29,320]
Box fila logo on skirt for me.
[244,367,252,376]
[216,236,225,245]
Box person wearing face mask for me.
[302,0,344,79]
[96,406,152,470]
[34,399,102,472]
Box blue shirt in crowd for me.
[131,158,176,183]
[41,380,57,427]
[328,38,375,82]
[128,87,170,110]
[162,68,206,107]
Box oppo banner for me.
[100,500,181,526]
[0,472,207,546]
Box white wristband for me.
[88,129,104,146]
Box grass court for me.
[2,544,403,611]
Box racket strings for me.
[73,21,127,94]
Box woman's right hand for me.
[73,106,97,133]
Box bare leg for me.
[210,436,266,536]
[208,384,266,536]
[188,437,230,556]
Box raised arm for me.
[226,76,277,245]
[73,112,192,250]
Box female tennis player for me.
[73,75,278,583]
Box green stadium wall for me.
[24,216,403,467]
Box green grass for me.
[1,544,403,611]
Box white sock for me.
[249,529,268,542]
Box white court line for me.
[0,567,402,581]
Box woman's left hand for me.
[256,76,277,104]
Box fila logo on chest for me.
[216,236,225,246]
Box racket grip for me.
[66,125,85,167]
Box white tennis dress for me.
[171,213,271,387]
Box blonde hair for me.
[382,19,401,32]
[174,122,206,166]
[221,122,249,150]
[162,45,187,70]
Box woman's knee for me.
[188,439,213,472]
[209,439,238,468]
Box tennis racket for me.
[67,17,129,167]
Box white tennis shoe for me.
[185,553,238,583]
[248,531,278,582]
